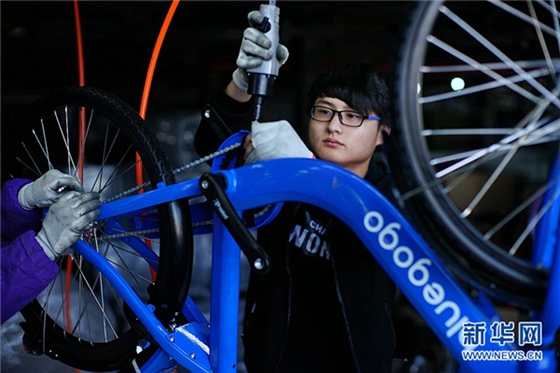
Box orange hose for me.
[137,0,181,281]
[139,0,181,119]
[73,0,86,181]
[71,2,86,372]
[136,0,180,189]
[73,0,86,87]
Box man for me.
[195,9,395,373]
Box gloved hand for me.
[18,169,85,210]
[35,191,101,261]
[245,120,314,164]
[233,10,289,93]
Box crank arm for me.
[199,173,271,274]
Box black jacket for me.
[195,89,396,373]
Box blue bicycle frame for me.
[76,156,559,373]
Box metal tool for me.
[247,0,280,121]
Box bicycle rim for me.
[391,0,558,307]
[9,86,193,371]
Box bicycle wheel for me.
[391,0,559,308]
[7,86,193,371]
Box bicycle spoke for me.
[434,86,559,179]
[104,240,156,287]
[484,178,558,240]
[427,35,549,106]
[16,155,42,178]
[88,124,117,192]
[70,260,119,340]
[426,4,560,110]
[527,0,557,84]
[490,0,559,37]
[419,64,555,104]
[510,184,560,255]
[73,108,95,180]
[401,150,505,201]
[53,108,77,174]
[461,143,519,217]
[31,128,54,170]
[98,148,142,196]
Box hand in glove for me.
[233,10,289,93]
[245,120,314,164]
[18,169,85,210]
[35,191,101,261]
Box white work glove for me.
[35,191,101,261]
[233,10,289,93]
[18,169,84,210]
[246,120,313,164]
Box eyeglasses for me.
[310,106,381,127]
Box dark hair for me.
[306,62,391,127]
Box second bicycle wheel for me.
[391,0,559,308]
[7,86,193,371]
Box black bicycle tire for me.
[15,86,193,371]
[390,0,551,308]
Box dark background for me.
[1,1,408,97]
[2,1,411,172]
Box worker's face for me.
[308,96,388,178]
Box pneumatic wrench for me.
[247,1,280,121]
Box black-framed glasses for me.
[310,106,381,127]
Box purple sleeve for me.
[1,178,58,324]
[1,179,42,240]
[1,230,58,324]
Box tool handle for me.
[247,4,280,97]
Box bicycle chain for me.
[97,141,241,239]
[104,141,242,203]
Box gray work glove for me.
[246,120,313,164]
[18,169,84,210]
[35,191,101,261]
[233,10,289,92]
